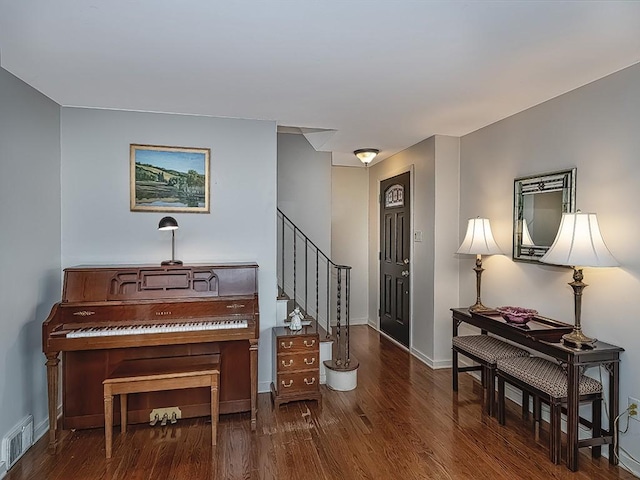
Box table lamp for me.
[457,217,502,313]
[540,212,618,348]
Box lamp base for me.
[468,302,496,314]
[161,260,183,266]
[561,329,596,350]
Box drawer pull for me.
[303,339,316,347]
[281,359,294,367]
[304,377,316,385]
[281,341,293,349]
[282,380,294,388]
[304,357,316,365]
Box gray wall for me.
[460,62,640,469]
[60,107,278,393]
[0,68,61,462]
[277,133,331,253]
[368,136,460,366]
[332,166,369,324]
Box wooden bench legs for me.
[452,335,529,417]
[103,354,220,459]
[497,357,609,464]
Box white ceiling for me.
[1,1,639,166]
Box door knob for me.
[403,258,409,264]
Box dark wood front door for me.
[379,172,410,347]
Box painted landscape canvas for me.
[130,144,210,213]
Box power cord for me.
[597,366,640,470]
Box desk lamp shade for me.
[158,216,183,266]
[540,212,618,348]
[457,218,502,313]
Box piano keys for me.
[42,263,259,450]
[64,319,249,338]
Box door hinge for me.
[378,251,381,260]
[378,308,381,317]
[378,193,381,203]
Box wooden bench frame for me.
[497,367,602,464]
[452,336,528,416]
[103,354,220,459]
[452,343,490,412]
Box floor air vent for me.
[2,415,33,470]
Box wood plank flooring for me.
[6,325,636,479]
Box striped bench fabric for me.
[452,335,529,416]
[496,356,603,464]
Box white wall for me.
[60,107,277,392]
[331,166,369,324]
[0,68,61,454]
[277,133,331,253]
[367,136,460,366]
[459,62,640,471]
[432,136,461,364]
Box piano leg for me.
[45,352,60,452]
[250,339,258,431]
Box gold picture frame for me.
[130,144,210,213]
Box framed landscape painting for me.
[130,144,210,213]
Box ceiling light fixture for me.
[354,149,379,165]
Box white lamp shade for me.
[456,218,502,255]
[540,212,618,267]
[521,220,535,246]
[354,149,379,164]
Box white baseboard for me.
[34,415,51,444]
[618,450,640,477]
[1,406,60,477]
[349,317,369,326]
[410,347,451,369]
[368,324,450,370]
[378,329,410,352]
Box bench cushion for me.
[453,335,529,365]
[497,356,602,398]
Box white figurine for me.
[288,307,303,331]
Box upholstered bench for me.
[103,354,220,459]
[452,334,529,415]
[496,356,603,464]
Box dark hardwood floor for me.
[6,325,636,479]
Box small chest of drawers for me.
[270,325,321,408]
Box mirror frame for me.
[512,168,576,263]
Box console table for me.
[451,308,623,472]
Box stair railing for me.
[277,208,353,368]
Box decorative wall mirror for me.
[513,168,576,262]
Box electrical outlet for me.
[629,397,639,421]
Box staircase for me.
[277,209,359,390]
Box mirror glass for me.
[513,169,576,262]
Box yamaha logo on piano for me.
[155,311,172,316]
[73,310,95,316]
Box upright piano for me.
[42,263,259,449]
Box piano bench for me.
[102,354,220,459]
